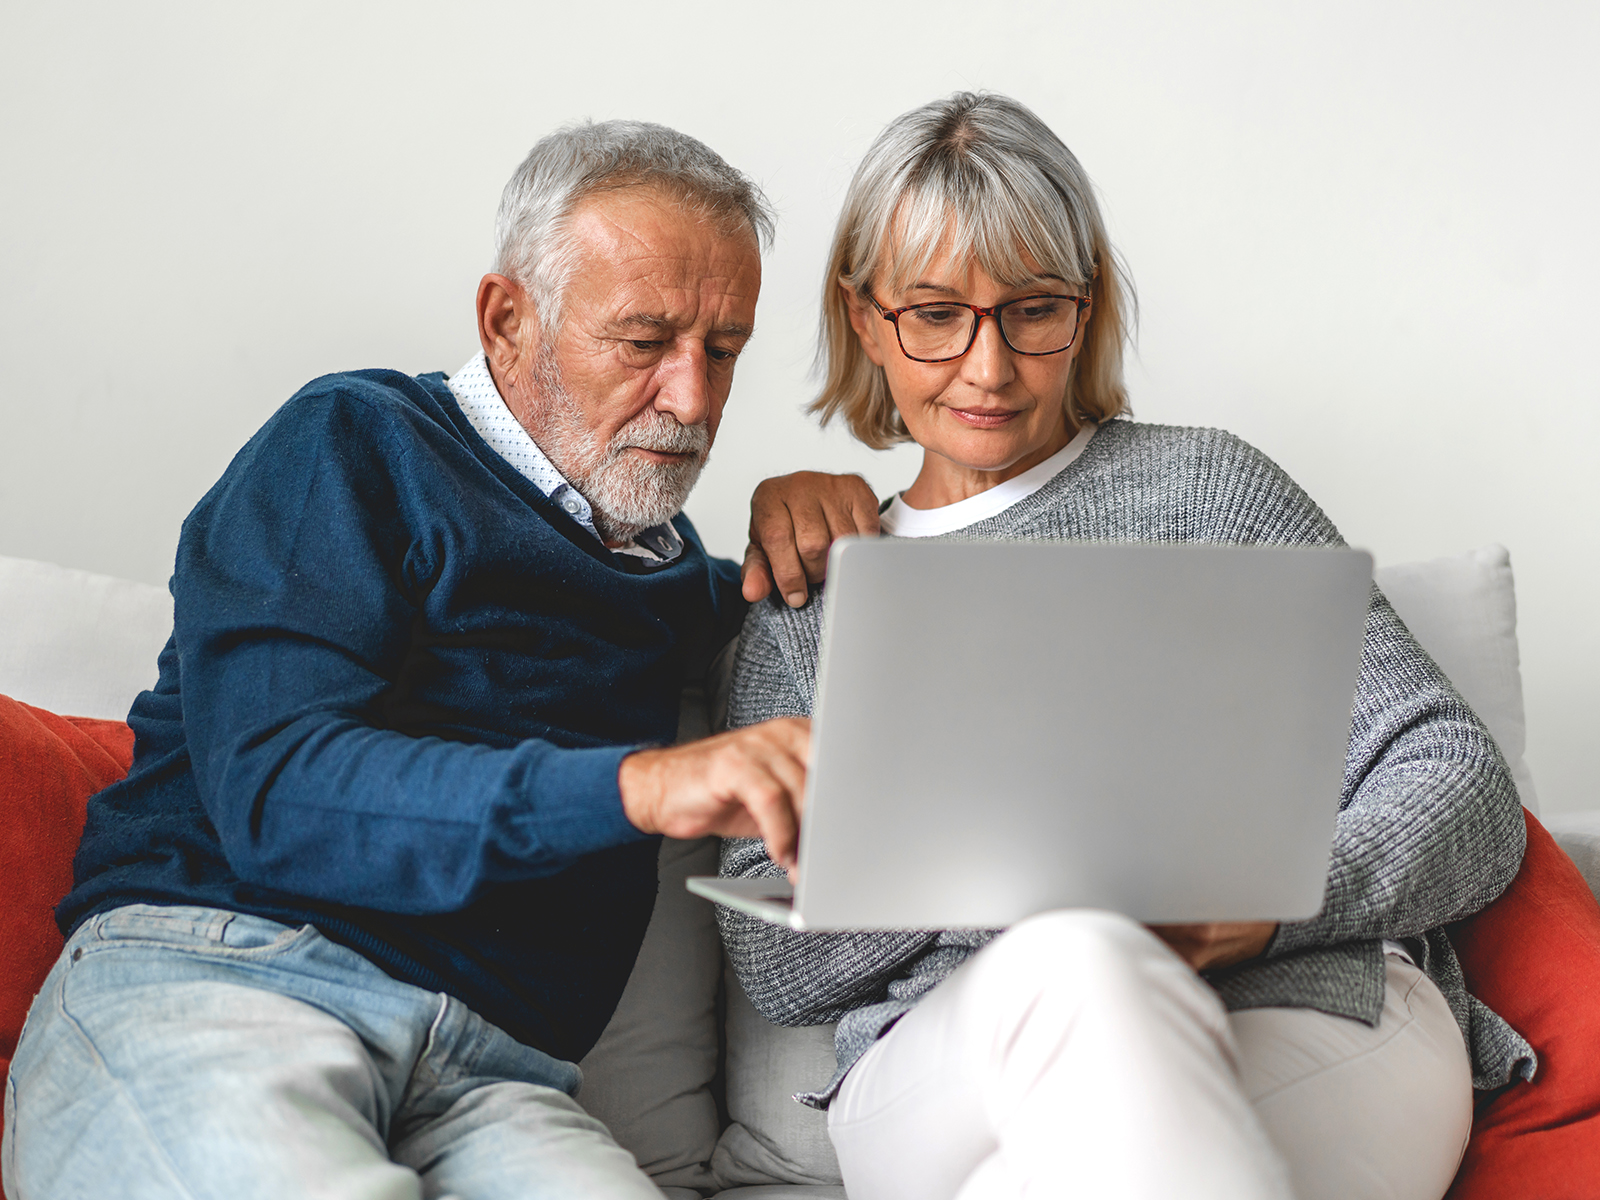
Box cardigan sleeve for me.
[1193,434,1527,957]
[1267,584,1526,956]
[173,385,644,916]
[717,595,938,1027]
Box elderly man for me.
[3,122,873,1199]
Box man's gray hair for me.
[494,120,776,335]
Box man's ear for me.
[840,281,886,368]
[477,274,538,383]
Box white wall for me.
[2,2,1595,811]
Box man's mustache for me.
[612,411,710,458]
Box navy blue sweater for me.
[61,369,745,1062]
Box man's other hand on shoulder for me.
[618,717,811,879]
[742,472,880,608]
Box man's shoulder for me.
[270,368,455,439]
[222,369,475,488]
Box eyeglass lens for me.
[897,297,1080,360]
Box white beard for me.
[530,351,710,544]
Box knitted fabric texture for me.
[718,419,1534,1107]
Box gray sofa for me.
[2,546,1595,1198]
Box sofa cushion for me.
[0,694,135,1184]
[576,837,724,1192]
[711,963,843,1190]
[1374,545,1538,811]
[0,554,171,722]
[1544,811,1600,903]
[1445,808,1600,1196]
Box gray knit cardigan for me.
[718,419,1536,1108]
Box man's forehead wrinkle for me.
[611,312,675,332]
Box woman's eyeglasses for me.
[869,293,1091,363]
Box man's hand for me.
[1147,921,1278,971]
[742,472,881,608]
[618,717,811,879]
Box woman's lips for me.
[946,407,1020,429]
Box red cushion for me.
[1446,808,1600,1197]
[0,695,133,1115]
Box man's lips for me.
[627,446,697,463]
[946,407,1021,429]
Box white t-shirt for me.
[879,424,1097,538]
[877,420,1416,965]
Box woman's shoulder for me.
[1010,418,1338,547]
[1089,417,1274,470]
[1086,419,1310,502]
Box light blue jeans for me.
[2,904,662,1200]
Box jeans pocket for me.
[90,904,313,960]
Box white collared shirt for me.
[445,352,683,564]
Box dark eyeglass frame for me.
[869,292,1092,363]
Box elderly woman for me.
[717,93,1533,1200]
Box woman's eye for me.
[1013,300,1062,322]
[908,306,961,327]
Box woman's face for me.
[845,249,1089,480]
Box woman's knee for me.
[979,909,1172,986]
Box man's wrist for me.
[618,747,667,835]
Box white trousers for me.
[827,911,1473,1200]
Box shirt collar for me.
[445,352,683,565]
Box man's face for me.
[499,187,762,542]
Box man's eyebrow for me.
[609,313,675,334]
[607,313,755,339]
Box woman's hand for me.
[1147,921,1278,971]
[742,472,881,607]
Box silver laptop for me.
[688,539,1373,930]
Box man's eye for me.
[708,347,740,363]
[630,340,663,352]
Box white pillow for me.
[576,836,725,1193]
[710,962,843,1190]
[0,553,171,720]
[1373,545,1538,812]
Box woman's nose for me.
[960,314,1016,391]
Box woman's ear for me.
[840,281,887,368]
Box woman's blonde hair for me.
[814,92,1135,448]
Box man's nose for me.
[960,315,1016,392]
[653,343,713,426]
